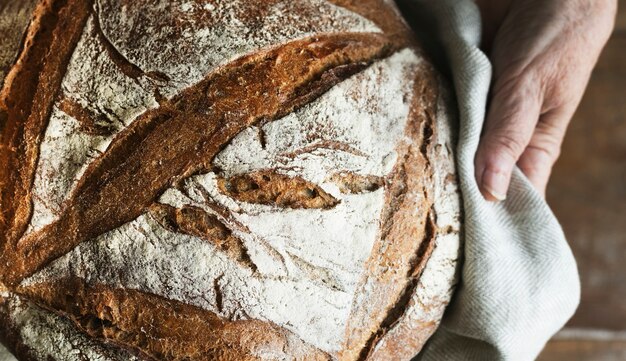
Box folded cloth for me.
[403,1,581,360]
[0,344,15,361]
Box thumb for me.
[475,75,543,201]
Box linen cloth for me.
[0,345,14,361]
[405,1,581,360]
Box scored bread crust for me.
[0,0,462,360]
[0,0,39,90]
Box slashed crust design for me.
[0,0,462,360]
[0,0,40,88]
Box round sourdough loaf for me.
[0,0,462,360]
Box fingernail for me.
[482,168,508,201]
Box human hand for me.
[473,0,616,201]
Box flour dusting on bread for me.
[23,50,422,353]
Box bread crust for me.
[0,0,462,360]
[0,0,39,89]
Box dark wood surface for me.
[540,1,626,359]
[546,34,626,331]
[539,340,626,361]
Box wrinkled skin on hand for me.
[474,0,617,200]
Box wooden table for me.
[539,2,626,359]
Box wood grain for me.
[540,27,626,361]
[546,33,626,331]
[539,340,626,361]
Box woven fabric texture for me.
[408,1,581,360]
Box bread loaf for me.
[0,0,462,359]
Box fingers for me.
[516,146,553,196]
[476,74,572,200]
[475,74,542,201]
[472,0,615,202]
[517,109,570,195]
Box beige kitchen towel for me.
[405,0,581,360]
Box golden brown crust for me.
[328,173,384,195]
[57,95,117,136]
[1,32,394,286]
[0,291,156,361]
[0,0,39,89]
[0,0,93,250]
[18,278,330,360]
[340,61,441,361]
[217,171,340,209]
[0,1,460,359]
[362,75,461,361]
[328,0,416,50]
[149,203,258,271]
